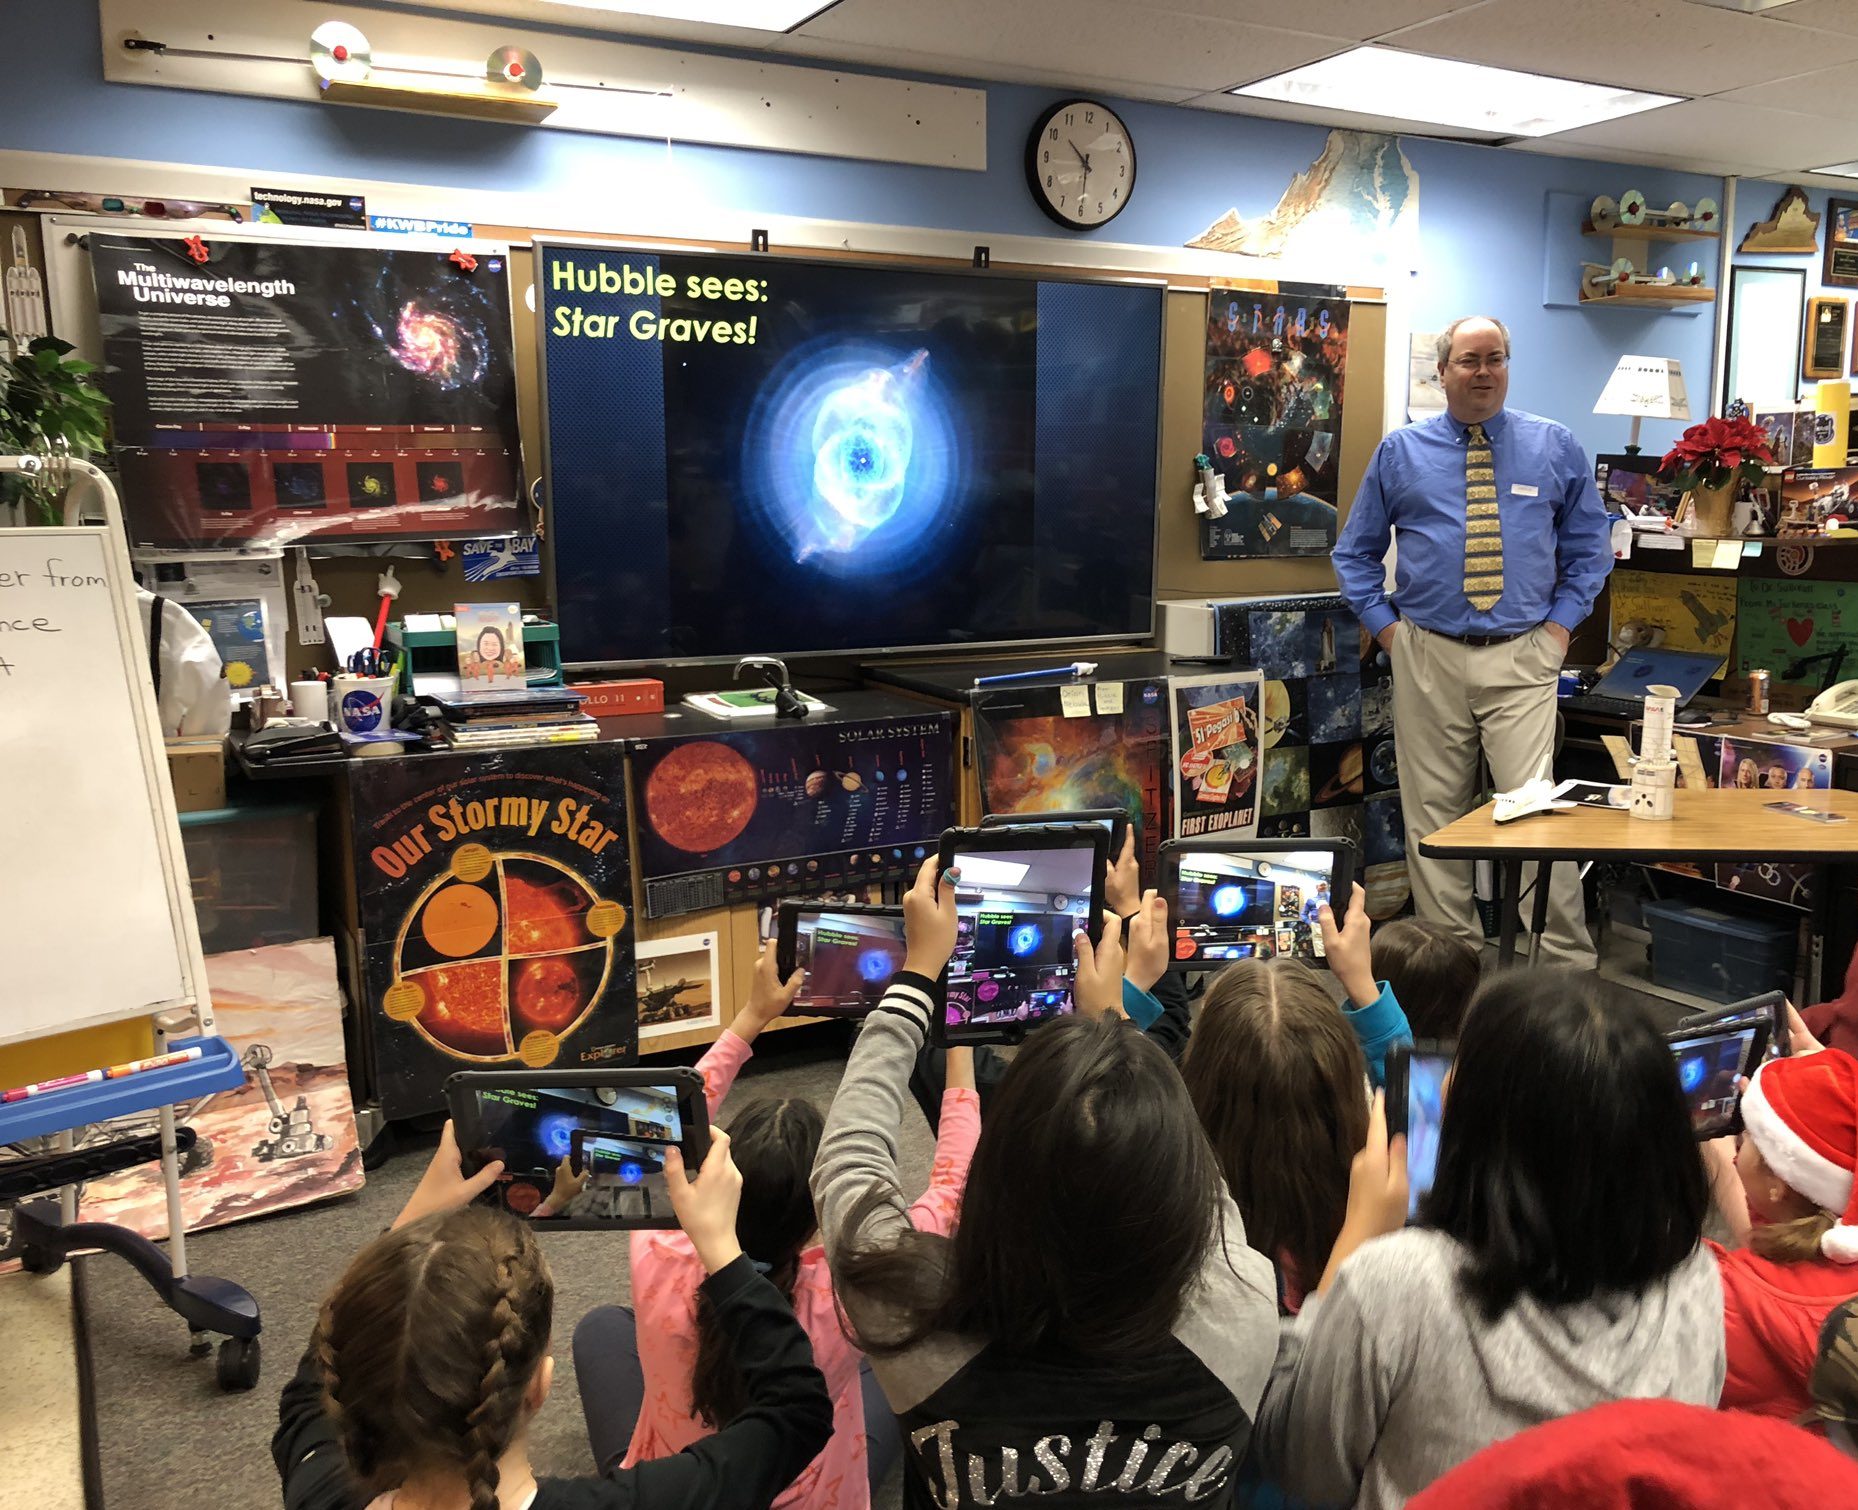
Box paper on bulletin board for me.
[1608,570,1736,661]
[1733,577,1858,676]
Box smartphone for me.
[1666,1018,1772,1139]
[446,1069,709,1230]
[1157,838,1357,972]
[980,807,1129,863]
[775,900,907,1016]
[936,824,1108,1047]
[1676,990,1789,1060]
[1385,1042,1454,1221]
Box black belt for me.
[1416,624,1538,648]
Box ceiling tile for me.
[1389,0,1858,96]
[1109,0,1490,43]
[1766,0,1858,39]
[1716,58,1858,123]
[765,33,1204,100]
[1183,89,1512,142]
[788,0,1343,94]
[405,0,812,47]
[1520,135,1783,178]
[1540,97,1858,177]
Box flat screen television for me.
[537,242,1163,665]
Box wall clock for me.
[1025,98,1136,231]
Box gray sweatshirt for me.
[1252,1227,1726,1510]
[814,975,1281,1510]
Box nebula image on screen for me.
[742,338,965,571]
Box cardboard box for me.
[570,677,665,716]
[165,735,228,812]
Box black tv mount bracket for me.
[733,655,808,719]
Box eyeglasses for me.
[18,191,245,222]
[1447,354,1509,372]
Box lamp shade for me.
[1594,355,1690,419]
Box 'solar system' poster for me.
[350,746,637,1121]
[89,233,524,548]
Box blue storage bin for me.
[1643,898,1795,1004]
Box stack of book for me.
[427,688,597,750]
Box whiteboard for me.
[0,525,202,1045]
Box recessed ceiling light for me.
[952,856,1032,889]
[1810,161,1858,179]
[542,0,839,32]
[1230,47,1683,138]
[1682,0,1802,12]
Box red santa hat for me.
[1408,1400,1858,1508]
[1740,1047,1858,1264]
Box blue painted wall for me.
[1730,181,1855,411]
[9,3,1722,458]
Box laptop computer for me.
[1560,647,1724,719]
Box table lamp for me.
[1593,355,1690,454]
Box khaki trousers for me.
[1390,622,1597,969]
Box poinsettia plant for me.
[1658,415,1775,493]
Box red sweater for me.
[1709,1238,1858,1417]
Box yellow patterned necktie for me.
[1462,421,1503,612]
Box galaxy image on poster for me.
[88,233,523,548]
[350,746,636,1121]
[538,242,1162,663]
[1215,595,1408,919]
[1201,282,1350,560]
[972,680,1172,884]
[630,712,955,920]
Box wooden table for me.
[1419,789,1858,992]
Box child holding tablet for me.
[574,942,980,1509]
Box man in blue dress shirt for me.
[1334,317,1612,968]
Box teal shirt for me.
[1345,983,1413,1090]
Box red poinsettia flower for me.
[1659,414,1775,488]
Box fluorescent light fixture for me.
[1810,161,1858,179]
[1230,47,1682,138]
[542,0,839,31]
[953,856,1031,888]
[1280,852,1336,874]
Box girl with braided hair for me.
[274,1121,833,1510]
[573,941,980,1510]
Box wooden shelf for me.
[1580,284,1716,309]
[1582,222,1719,245]
[320,76,559,125]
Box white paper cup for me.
[332,675,395,735]
[291,680,330,724]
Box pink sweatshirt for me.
[623,1029,980,1510]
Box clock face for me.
[1026,99,1135,231]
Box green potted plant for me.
[1657,415,1775,537]
[0,335,112,526]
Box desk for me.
[1419,789,1858,995]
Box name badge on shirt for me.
[1511,483,1539,497]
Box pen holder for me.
[1629,759,1677,822]
[332,674,395,735]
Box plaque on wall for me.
[1805,297,1849,380]
[1826,199,1858,291]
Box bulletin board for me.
[1734,576,1858,678]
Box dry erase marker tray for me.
[0,1035,245,1143]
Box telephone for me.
[1807,680,1858,730]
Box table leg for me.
[1808,864,1830,1005]
[1529,860,1554,964]
[1497,859,1523,967]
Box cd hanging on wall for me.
[310,21,373,83]
[488,46,544,90]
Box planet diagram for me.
[645,741,760,854]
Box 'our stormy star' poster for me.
[89,233,525,548]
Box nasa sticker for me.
[1142,685,1161,705]
[341,688,386,732]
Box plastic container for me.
[179,801,320,954]
[1643,897,1795,1003]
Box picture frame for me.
[1826,198,1858,290]
[1724,265,1806,409]
[1805,297,1850,381]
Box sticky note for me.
[1743,540,1762,558]
[1094,681,1124,715]
[1059,684,1092,718]
[1711,541,1742,570]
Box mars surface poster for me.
[1201,280,1350,560]
[89,233,524,548]
[629,711,956,920]
[351,747,637,1120]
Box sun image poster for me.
[1169,673,1265,840]
[629,711,955,920]
[77,938,363,1241]
[351,745,636,1121]
[1201,280,1350,560]
[88,233,524,548]
[972,679,1172,884]
[637,932,722,1041]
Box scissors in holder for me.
[348,648,384,677]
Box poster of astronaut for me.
[1201,281,1351,560]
